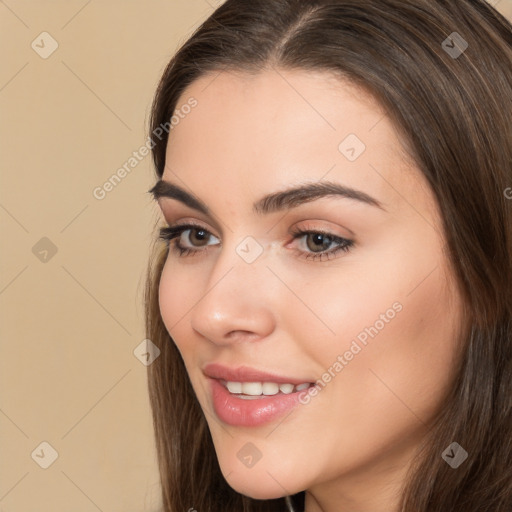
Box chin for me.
[223,470,293,500]
[229,484,287,501]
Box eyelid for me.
[290,219,353,237]
[159,205,224,236]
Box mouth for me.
[202,363,317,426]
[218,378,314,399]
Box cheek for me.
[274,237,462,468]
[158,259,198,352]
[292,227,461,385]
[352,245,461,400]
[158,262,177,332]
[317,251,461,444]
[367,262,461,413]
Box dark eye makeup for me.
[158,222,354,262]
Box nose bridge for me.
[189,234,276,343]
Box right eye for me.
[159,223,220,257]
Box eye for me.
[158,223,354,261]
[289,227,354,261]
[158,223,219,257]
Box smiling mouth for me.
[208,376,311,427]
[219,379,314,398]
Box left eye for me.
[300,232,340,252]
[289,229,354,261]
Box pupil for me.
[192,229,208,245]
[308,233,331,252]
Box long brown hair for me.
[144,1,512,510]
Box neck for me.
[301,438,421,512]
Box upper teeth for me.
[225,381,310,396]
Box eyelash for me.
[158,222,354,262]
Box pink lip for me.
[207,377,306,427]
[202,363,312,385]
[203,363,314,427]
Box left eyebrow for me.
[148,179,386,214]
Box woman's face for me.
[155,69,464,510]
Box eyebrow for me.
[148,179,385,215]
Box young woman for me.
[144,1,512,510]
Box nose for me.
[189,245,276,346]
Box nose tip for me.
[189,263,276,346]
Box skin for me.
[155,68,464,512]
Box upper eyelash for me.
[158,222,211,256]
[289,226,353,261]
[158,223,354,261]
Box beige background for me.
[1,1,511,511]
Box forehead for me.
[163,69,433,219]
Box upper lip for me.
[203,363,313,385]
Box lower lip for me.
[209,378,305,427]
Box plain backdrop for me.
[1,1,511,511]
